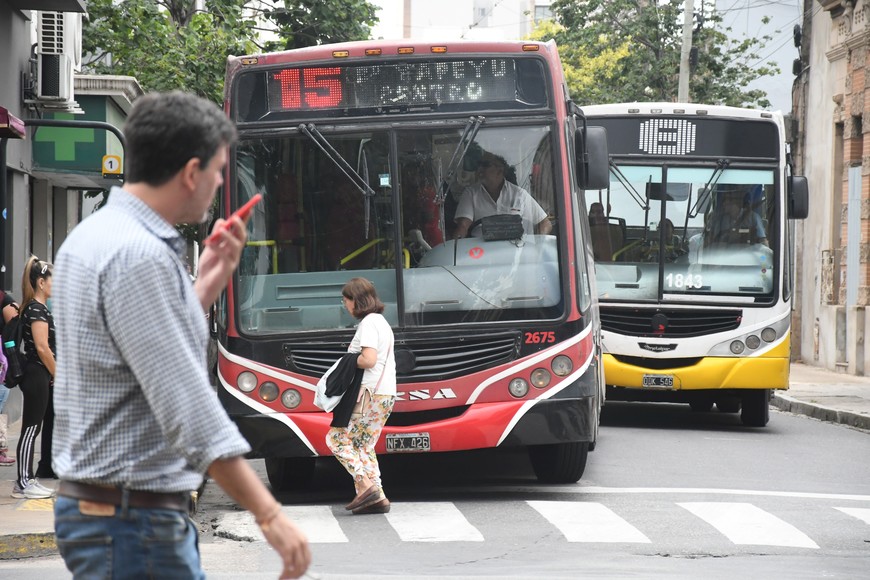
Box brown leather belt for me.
[58,480,191,512]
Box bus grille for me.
[284,332,522,381]
[599,307,742,338]
[611,355,704,370]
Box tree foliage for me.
[82,0,256,104]
[263,1,378,51]
[536,0,779,107]
[82,1,379,104]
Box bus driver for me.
[453,152,552,238]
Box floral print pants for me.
[326,391,395,490]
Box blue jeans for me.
[54,495,205,580]
[0,384,9,413]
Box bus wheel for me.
[740,390,770,427]
[715,398,741,413]
[265,457,316,492]
[528,442,589,483]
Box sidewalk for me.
[1,361,869,560]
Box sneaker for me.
[30,479,55,496]
[11,479,55,500]
[0,453,14,466]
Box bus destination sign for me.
[266,58,520,112]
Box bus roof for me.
[580,102,784,123]
[228,39,558,68]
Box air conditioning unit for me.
[37,54,74,101]
[35,11,81,102]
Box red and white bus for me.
[214,39,609,490]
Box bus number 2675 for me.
[525,331,556,344]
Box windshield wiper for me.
[434,116,485,233]
[689,158,730,217]
[609,162,648,210]
[298,123,377,235]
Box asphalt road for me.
[3,403,869,579]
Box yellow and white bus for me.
[581,103,808,426]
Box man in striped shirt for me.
[51,92,310,579]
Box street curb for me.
[0,533,57,560]
[772,392,870,431]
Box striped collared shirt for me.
[52,187,250,492]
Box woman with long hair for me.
[12,257,56,499]
[327,277,396,514]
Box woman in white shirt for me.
[327,277,396,514]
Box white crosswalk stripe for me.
[211,501,868,549]
[834,506,870,525]
[282,505,349,543]
[527,501,651,543]
[385,502,484,542]
[678,502,820,549]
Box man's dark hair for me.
[124,91,237,186]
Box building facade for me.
[0,2,141,419]
[793,0,870,373]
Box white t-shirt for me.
[348,312,396,396]
[455,180,548,235]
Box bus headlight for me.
[281,389,301,409]
[730,341,745,355]
[259,381,279,402]
[551,355,573,376]
[508,378,529,398]
[761,327,777,342]
[530,368,551,388]
[745,335,761,349]
[237,371,257,393]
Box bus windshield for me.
[234,123,561,335]
[589,164,778,302]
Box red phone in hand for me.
[205,193,262,246]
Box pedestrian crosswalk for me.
[212,500,870,550]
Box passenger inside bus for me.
[588,202,613,260]
[401,160,444,251]
[706,187,768,247]
[646,218,683,262]
[588,202,607,225]
[453,151,552,238]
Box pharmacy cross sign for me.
[32,112,96,162]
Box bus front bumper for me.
[228,395,598,459]
[603,348,790,395]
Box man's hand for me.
[195,216,247,310]
[208,457,313,580]
[259,512,312,579]
[454,216,472,239]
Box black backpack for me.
[1,301,29,388]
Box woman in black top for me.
[12,257,56,499]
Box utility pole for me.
[678,0,695,102]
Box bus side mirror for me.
[576,125,609,190]
[788,175,809,219]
